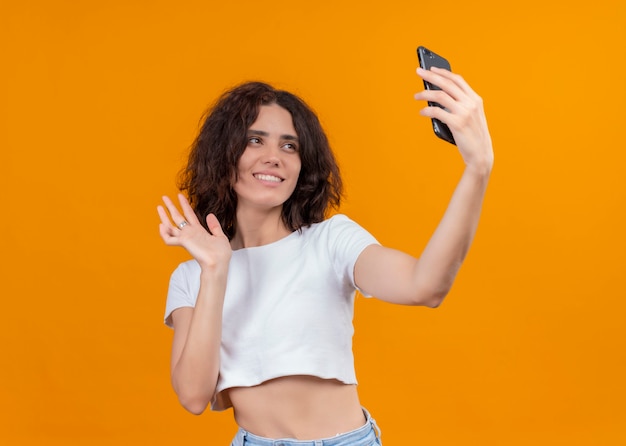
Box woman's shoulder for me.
[303,213,350,235]
[312,213,353,228]
[303,214,373,242]
[313,213,364,231]
[170,258,201,279]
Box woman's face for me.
[233,104,302,212]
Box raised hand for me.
[415,66,494,174]
[157,194,232,271]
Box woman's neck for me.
[230,207,292,250]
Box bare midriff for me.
[226,375,366,440]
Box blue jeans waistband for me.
[230,407,382,446]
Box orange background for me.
[1,1,625,445]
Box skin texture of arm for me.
[158,194,232,414]
[355,67,494,307]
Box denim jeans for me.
[230,407,382,446]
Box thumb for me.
[206,213,226,236]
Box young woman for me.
[157,66,493,446]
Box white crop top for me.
[164,214,379,411]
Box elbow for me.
[171,368,216,415]
[410,285,450,308]
[178,394,211,415]
[424,293,446,308]
[409,264,457,308]
[420,292,446,308]
[185,404,208,416]
[173,380,213,415]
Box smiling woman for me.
[171,82,342,243]
[233,104,302,226]
[156,75,493,445]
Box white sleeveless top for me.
[164,214,379,410]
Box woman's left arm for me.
[354,67,494,307]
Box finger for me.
[158,222,177,244]
[417,67,467,102]
[206,213,226,237]
[161,195,187,227]
[177,193,201,226]
[429,67,480,100]
[419,104,448,121]
[157,205,175,228]
[418,105,460,131]
[414,90,459,114]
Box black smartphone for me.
[417,46,456,145]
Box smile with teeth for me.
[254,173,283,183]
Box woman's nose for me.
[263,145,281,165]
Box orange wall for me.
[1,1,625,445]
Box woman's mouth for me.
[254,173,283,183]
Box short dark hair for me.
[178,81,342,239]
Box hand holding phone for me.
[417,46,456,145]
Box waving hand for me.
[157,193,232,271]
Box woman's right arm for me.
[158,194,232,414]
[169,267,227,414]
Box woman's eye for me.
[283,143,298,152]
[248,137,261,145]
